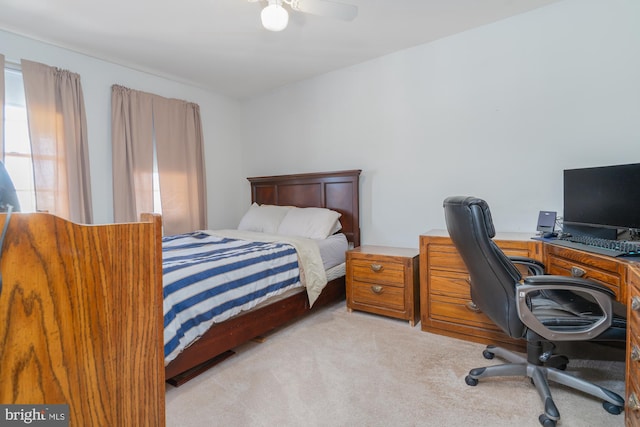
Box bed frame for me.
[165,169,361,385]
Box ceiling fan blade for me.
[291,0,358,21]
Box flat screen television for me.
[563,163,640,237]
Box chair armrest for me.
[510,256,545,276]
[516,278,614,341]
[523,275,616,298]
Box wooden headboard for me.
[248,170,361,247]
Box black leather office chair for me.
[443,196,626,427]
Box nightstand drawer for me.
[351,281,405,311]
[350,259,405,287]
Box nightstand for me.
[346,245,420,326]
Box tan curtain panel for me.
[153,96,207,234]
[111,85,154,223]
[111,86,207,234]
[21,59,93,223]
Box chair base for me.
[466,345,625,427]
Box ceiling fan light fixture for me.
[261,1,289,32]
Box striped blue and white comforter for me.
[163,230,327,365]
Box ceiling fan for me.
[249,0,358,32]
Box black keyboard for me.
[553,235,640,257]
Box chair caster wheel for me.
[465,375,478,386]
[482,349,495,360]
[538,414,556,427]
[603,401,623,415]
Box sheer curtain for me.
[21,59,93,223]
[111,85,207,235]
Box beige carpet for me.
[165,302,625,427]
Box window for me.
[3,67,36,212]
[152,151,162,214]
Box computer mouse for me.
[543,232,558,238]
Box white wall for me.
[2,0,639,243]
[241,0,640,248]
[1,29,246,227]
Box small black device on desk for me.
[536,210,557,238]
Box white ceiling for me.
[0,0,561,99]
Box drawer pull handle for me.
[370,264,383,272]
[632,296,640,312]
[629,392,640,411]
[570,266,586,278]
[371,285,383,294]
[632,345,640,362]
[466,301,481,313]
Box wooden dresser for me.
[419,230,542,350]
[346,245,420,326]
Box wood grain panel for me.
[0,213,164,427]
[277,183,322,207]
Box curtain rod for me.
[4,59,21,71]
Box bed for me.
[164,169,361,385]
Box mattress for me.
[316,233,348,270]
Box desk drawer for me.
[427,244,467,272]
[546,255,621,297]
[429,294,501,331]
[429,270,470,299]
[628,336,640,426]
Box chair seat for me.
[530,292,626,342]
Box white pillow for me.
[330,219,343,235]
[277,207,342,240]
[237,203,292,233]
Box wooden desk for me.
[419,230,541,351]
[419,230,639,424]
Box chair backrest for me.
[443,196,526,338]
